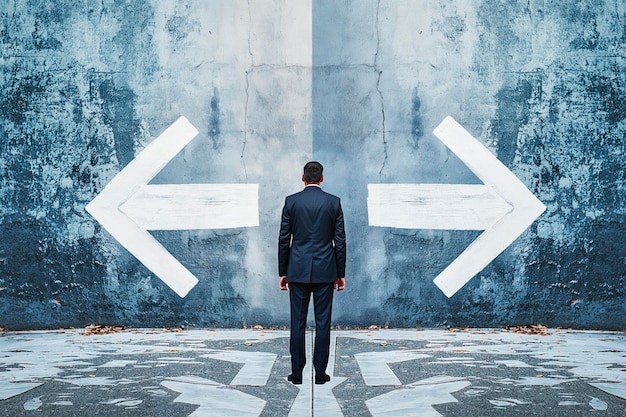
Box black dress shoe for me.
[287,374,303,385]
[315,374,331,384]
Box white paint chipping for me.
[23,397,43,410]
[589,382,626,401]
[589,397,608,410]
[0,383,43,401]
[99,360,138,368]
[495,359,532,368]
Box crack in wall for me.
[375,0,387,177]
[241,0,254,182]
[242,69,250,182]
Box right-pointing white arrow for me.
[368,116,546,297]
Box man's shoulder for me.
[320,188,341,201]
[286,187,341,202]
[285,190,304,200]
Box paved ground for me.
[0,327,624,416]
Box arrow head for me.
[367,116,545,298]
[86,117,200,297]
[431,116,546,297]
[86,116,258,298]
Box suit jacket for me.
[278,186,346,283]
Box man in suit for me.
[278,161,346,385]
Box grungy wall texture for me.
[0,0,624,330]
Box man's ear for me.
[320,175,324,183]
[302,174,306,183]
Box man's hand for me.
[279,276,289,291]
[334,278,345,291]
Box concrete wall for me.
[0,0,624,330]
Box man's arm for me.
[278,199,291,287]
[333,200,346,279]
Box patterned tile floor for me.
[0,328,624,416]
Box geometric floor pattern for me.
[0,328,624,416]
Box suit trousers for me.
[289,282,334,377]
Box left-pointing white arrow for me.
[86,116,259,298]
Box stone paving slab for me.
[0,328,624,416]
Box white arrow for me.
[161,376,266,417]
[201,350,276,386]
[85,116,259,298]
[366,375,470,417]
[368,116,545,297]
[288,333,346,417]
[355,350,431,386]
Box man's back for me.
[278,186,346,284]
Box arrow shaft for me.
[119,184,259,230]
[368,184,513,230]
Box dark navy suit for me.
[278,185,346,378]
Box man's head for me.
[303,161,324,184]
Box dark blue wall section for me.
[0,0,624,330]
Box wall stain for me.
[98,79,139,168]
[208,87,221,148]
[410,87,423,144]
[492,79,534,167]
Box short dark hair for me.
[303,161,323,183]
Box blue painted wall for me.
[0,0,624,330]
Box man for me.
[278,161,346,385]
